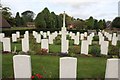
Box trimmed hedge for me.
[1,28,87,37]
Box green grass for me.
[49,44,61,53]
[2,54,107,78]
[2,34,118,78]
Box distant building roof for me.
[0,16,11,28]
[26,22,35,27]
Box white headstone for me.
[40,31,43,35]
[43,32,47,38]
[22,38,29,52]
[0,33,5,42]
[13,55,32,79]
[99,36,104,45]
[105,58,120,79]
[60,57,77,79]
[87,36,92,45]
[118,34,120,41]
[108,34,112,41]
[47,31,50,36]
[81,40,89,55]
[12,34,17,42]
[61,40,69,53]
[41,39,49,52]
[101,41,109,55]
[71,33,75,40]
[80,34,84,40]
[84,32,87,37]
[74,36,79,45]
[16,31,20,38]
[49,35,54,44]
[112,33,117,46]
[36,34,41,43]
[3,38,11,52]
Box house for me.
[0,16,11,28]
[26,22,35,27]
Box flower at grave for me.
[41,48,48,55]
[31,76,35,79]
[36,74,43,78]
[31,73,43,80]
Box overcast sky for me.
[1,0,120,21]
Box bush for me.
[54,36,61,45]
[93,36,99,41]
[68,45,80,56]
[54,39,61,45]
[117,41,120,48]
[89,45,100,57]
[108,45,119,56]
[36,48,48,55]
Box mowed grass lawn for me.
[2,54,107,78]
[1,34,108,78]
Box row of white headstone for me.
[103,31,120,45]
[1,30,119,55]
[13,55,120,79]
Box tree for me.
[112,17,120,28]
[21,10,35,26]
[42,7,52,28]
[51,12,57,28]
[98,20,104,29]
[94,19,98,30]
[35,13,46,28]
[86,16,94,29]
[103,19,106,28]
[15,12,23,27]
[2,7,12,20]
[1,6,16,26]
[73,19,86,30]
[56,14,62,28]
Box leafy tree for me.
[1,6,12,20]
[103,19,106,28]
[73,19,86,30]
[56,15,62,28]
[21,10,35,26]
[98,20,104,29]
[1,6,16,26]
[42,7,52,28]
[15,12,23,27]
[51,12,57,28]
[35,13,46,28]
[112,17,120,28]
[94,19,98,30]
[86,16,94,29]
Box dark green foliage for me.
[69,45,80,56]
[1,6,16,26]
[89,45,100,57]
[54,36,61,45]
[108,45,119,55]
[112,17,120,28]
[51,12,58,28]
[35,13,46,28]
[21,10,35,26]
[86,16,94,29]
[93,36,99,41]
[15,12,23,27]
[56,14,63,28]
[94,19,98,30]
[98,19,105,30]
